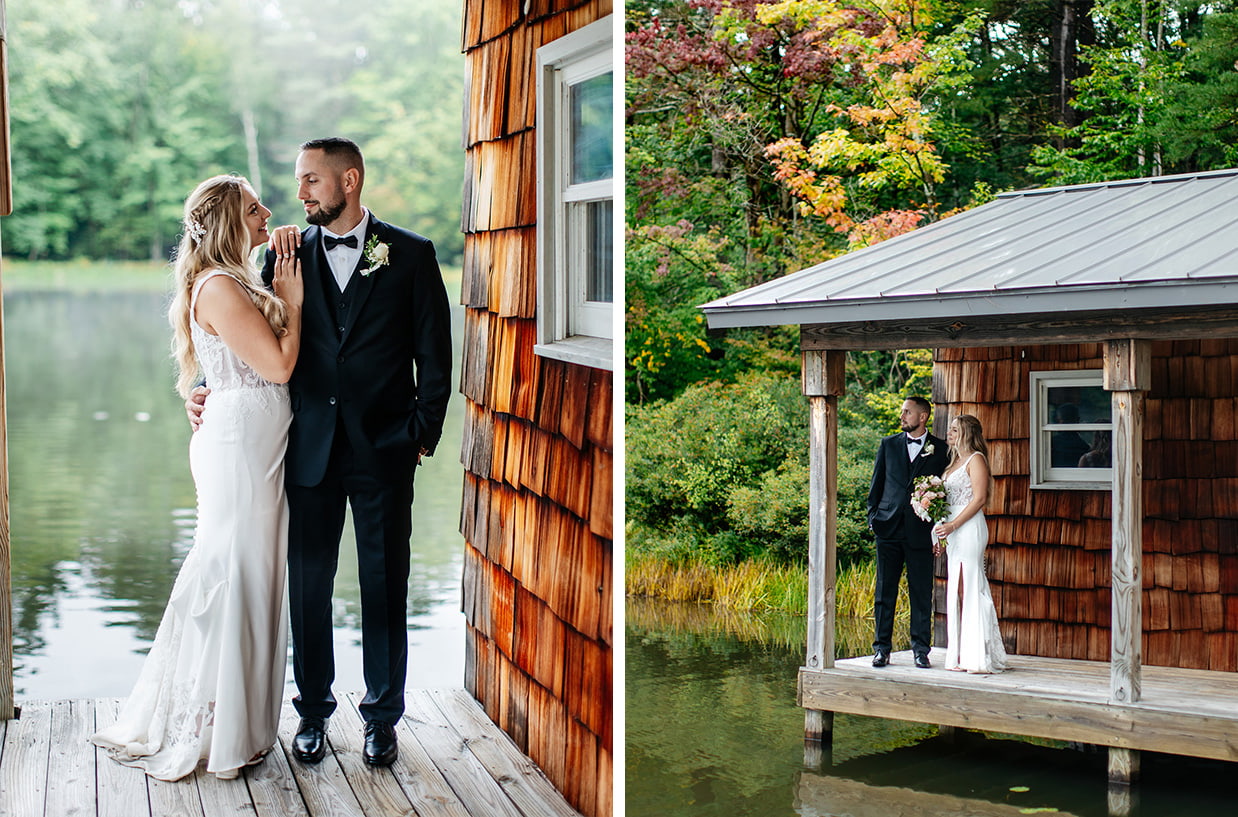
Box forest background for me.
[625,0,1238,610]
[4,0,464,266]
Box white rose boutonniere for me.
[360,234,391,277]
[921,442,935,457]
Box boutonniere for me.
[921,442,935,457]
[359,234,390,277]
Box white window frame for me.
[1030,369,1113,490]
[534,16,615,372]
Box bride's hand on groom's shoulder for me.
[269,225,301,256]
[186,387,210,432]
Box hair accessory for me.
[186,219,207,245]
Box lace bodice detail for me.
[944,453,978,506]
[191,271,285,394]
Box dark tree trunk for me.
[1049,0,1096,139]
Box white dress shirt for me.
[907,432,926,462]
[322,207,371,291]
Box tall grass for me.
[626,553,909,623]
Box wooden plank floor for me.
[800,648,1238,762]
[0,689,582,817]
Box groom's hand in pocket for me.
[186,386,210,432]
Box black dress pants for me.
[872,533,933,657]
[287,428,415,724]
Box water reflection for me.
[627,597,1237,817]
[6,288,465,698]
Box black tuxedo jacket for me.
[262,214,453,488]
[867,431,949,548]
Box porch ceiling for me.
[702,169,1238,332]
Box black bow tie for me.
[907,437,923,447]
[323,234,358,250]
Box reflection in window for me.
[571,73,612,185]
[1047,387,1111,468]
[1031,371,1113,488]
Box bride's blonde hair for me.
[948,413,994,495]
[169,174,289,397]
[947,413,989,466]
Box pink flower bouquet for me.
[910,474,950,547]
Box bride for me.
[91,174,303,780]
[932,414,1009,674]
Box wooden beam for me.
[799,663,1238,762]
[1105,339,1148,706]
[0,0,10,216]
[0,0,12,721]
[1103,339,1151,392]
[802,350,845,743]
[0,270,9,721]
[800,306,1238,351]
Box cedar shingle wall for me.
[933,341,1238,672]
[460,1,613,815]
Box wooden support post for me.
[802,349,845,743]
[1104,340,1149,705]
[0,0,12,722]
[0,283,10,722]
[1107,746,1140,785]
[1107,747,1140,816]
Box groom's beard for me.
[305,195,347,226]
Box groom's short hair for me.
[301,137,365,181]
[906,396,931,414]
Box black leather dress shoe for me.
[293,716,328,763]
[363,720,398,767]
[872,651,890,667]
[915,653,931,669]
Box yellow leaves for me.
[753,0,854,30]
[757,0,970,248]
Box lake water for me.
[5,288,466,699]
[626,596,1236,817]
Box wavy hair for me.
[948,413,994,495]
[168,174,288,397]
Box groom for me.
[867,396,948,669]
[189,137,453,766]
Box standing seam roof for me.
[701,169,1238,328]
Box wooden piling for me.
[801,348,845,743]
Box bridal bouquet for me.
[910,474,950,547]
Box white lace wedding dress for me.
[943,453,1009,674]
[92,270,291,780]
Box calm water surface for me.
[626,596,1235,817]
[7,288,466,699]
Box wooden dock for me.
[0,689,582,817]
[800,648,1238,763]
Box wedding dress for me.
[92,270,291,780]
[943,452,1008,674]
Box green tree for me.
[1028,0,1229,182]
[3,0,466,263]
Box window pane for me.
[571,72,613,184]
[1074,430,1111,468]
[1047,385,1110,425]
[587,200,613,303]
[1051,430,1111,467]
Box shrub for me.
[627,370,885,567]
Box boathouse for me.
[459,1,615,815]
[701,169,1238,787]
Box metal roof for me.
[701,168,1238,329]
